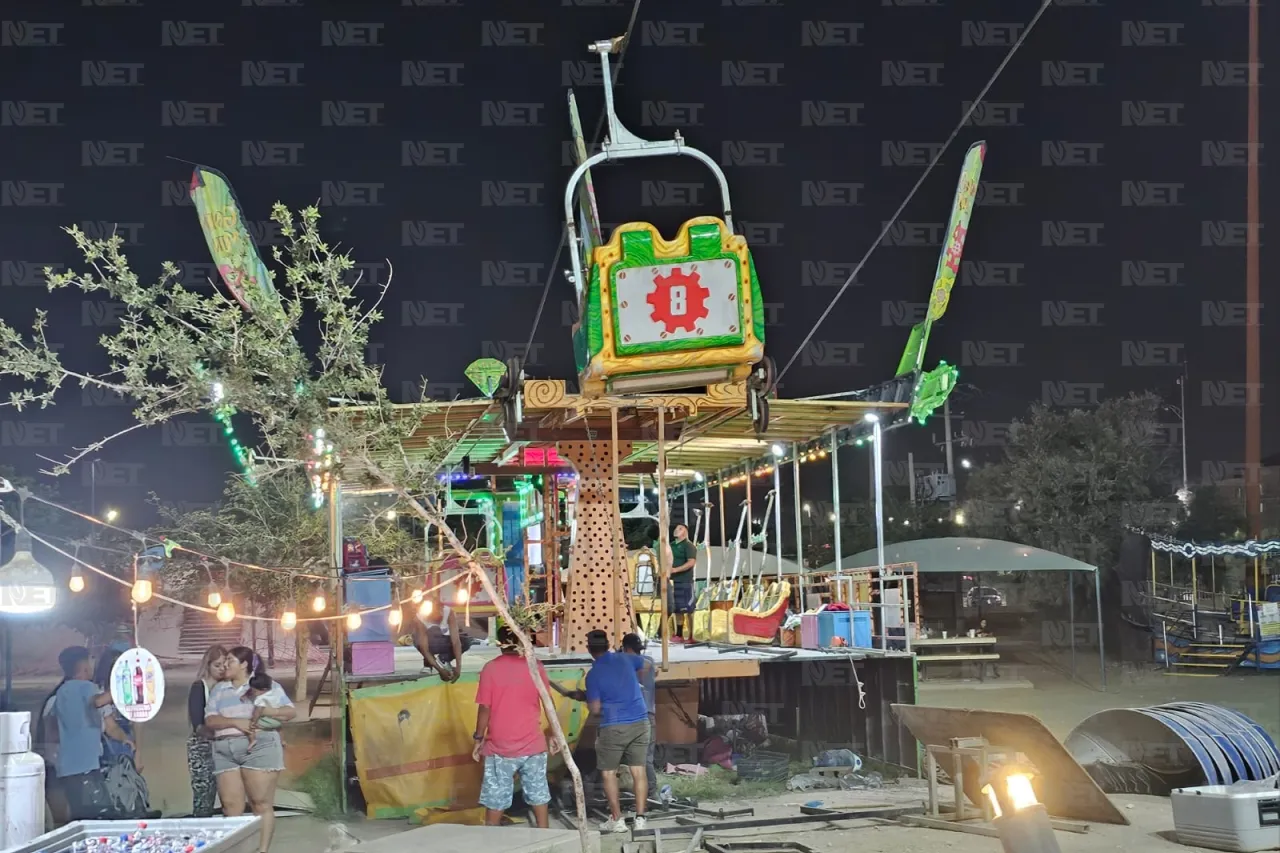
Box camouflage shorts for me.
[479,752,550,811]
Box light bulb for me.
[69,574,85,593]
[207,588,222,608]
[455,586,469,605]
[388,608,403,628]
[131,579,153,604]
[312,593,326,612]
[347,611,362,631]
[410,589,424,604]
[216,601,235,623]
[281,610,297,631]
[418,599,433,618]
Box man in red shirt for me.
[473,624,558,827]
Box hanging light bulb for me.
[216,600,235,623]
[455,585,469,605]
[312,591,326,612]
[131,578,153,604]
[411,588,424,604]
[346,611,362,631]
[281,609,297,631]
[418,599,433,619]
[206,586,222,608]
[388,608,403,628]
[69,571,85,593]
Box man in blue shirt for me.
[51,646,113,818]
[552,630,650,834]
[621,633,657,793]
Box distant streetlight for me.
[104,508,119,523]
[960,459,973,470]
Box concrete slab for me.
[352,823,601,853]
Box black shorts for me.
[669,582,695,615]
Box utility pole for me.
[1177,367,1189,504]
[1245,0,1262,536]
[943,399,955,479]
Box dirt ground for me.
[11,662,1278,853]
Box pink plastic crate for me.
[800,614,820,649]
[350,641,395,675]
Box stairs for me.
[179,608,243,658]
[1167,640,1250,676]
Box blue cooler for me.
[818,609,852,647]
[344,569,393,643]
[851,610,873,648]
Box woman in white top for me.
[205,646,295,853]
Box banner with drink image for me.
[109,647,166,723]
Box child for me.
[244,685,283,749]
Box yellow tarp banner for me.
[349,667,588,819]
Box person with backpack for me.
[92,647,155,820]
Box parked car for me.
[964,586,1006,608]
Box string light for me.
[306,427,336,509]
[418,599,433,618]
[312,590,327,612]
[69,569,85,592]
[455,585,468,605]
[346,611,362,631]
[206,585,222,608]
[216,600,236,623]
[131,578,153,604]
[281,609,297,631]
[411,588,424,604]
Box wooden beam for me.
[512,425,683,442]
[473,463,657,476]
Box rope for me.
[770,0,1056,392]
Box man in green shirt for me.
[662,524,698,641]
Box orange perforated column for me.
[559,440,635,652]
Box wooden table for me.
[913,635,999,681]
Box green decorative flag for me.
[909,362,959,425]
[465,358,506,398]
[189,166,278,315]
[896,141,987,378]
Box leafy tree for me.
[1176,486,1246,543]
[962,394,1174,601]
[152,471,422,669]
[0,206,588,839]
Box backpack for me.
[101,754,149,819]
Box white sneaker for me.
[633,815,647,831]
[598,817,629,834]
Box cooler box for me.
[800,614,820,649]
[1171,783,1280,853]
[344,569,393,643]
[818,610,852,647]
[851,610,873,648]
[348,642,395,676]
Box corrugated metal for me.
[699,655,918,770]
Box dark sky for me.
[0,0,1272,526]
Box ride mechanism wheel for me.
[747,357,775,434]
[499,357,525,439]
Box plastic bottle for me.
[143,660,156,704]
[133,666,144,704]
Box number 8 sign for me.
[614,260,741,350]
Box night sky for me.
[0,0,1272,527]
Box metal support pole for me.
[792,443,804,608]
[872,418,886,650]
[327,479,347,812]
[772,462,783,580]
[831,429,842,577]
[657,408,670,670]
[745,466,754,583]
[1191,556,1198,636]
[1095,569,1107,689]
[718,476,726,569]
[1068,574,1076,680]
[908,452,916,505]
[683,490,690,530]
[703,480,712,590]
[1178,368,1189,500]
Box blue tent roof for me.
[818,537,1097,574]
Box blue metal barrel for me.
[1066,703,1280,792]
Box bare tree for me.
[0,206,589,845]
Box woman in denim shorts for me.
[204,647,296,853]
